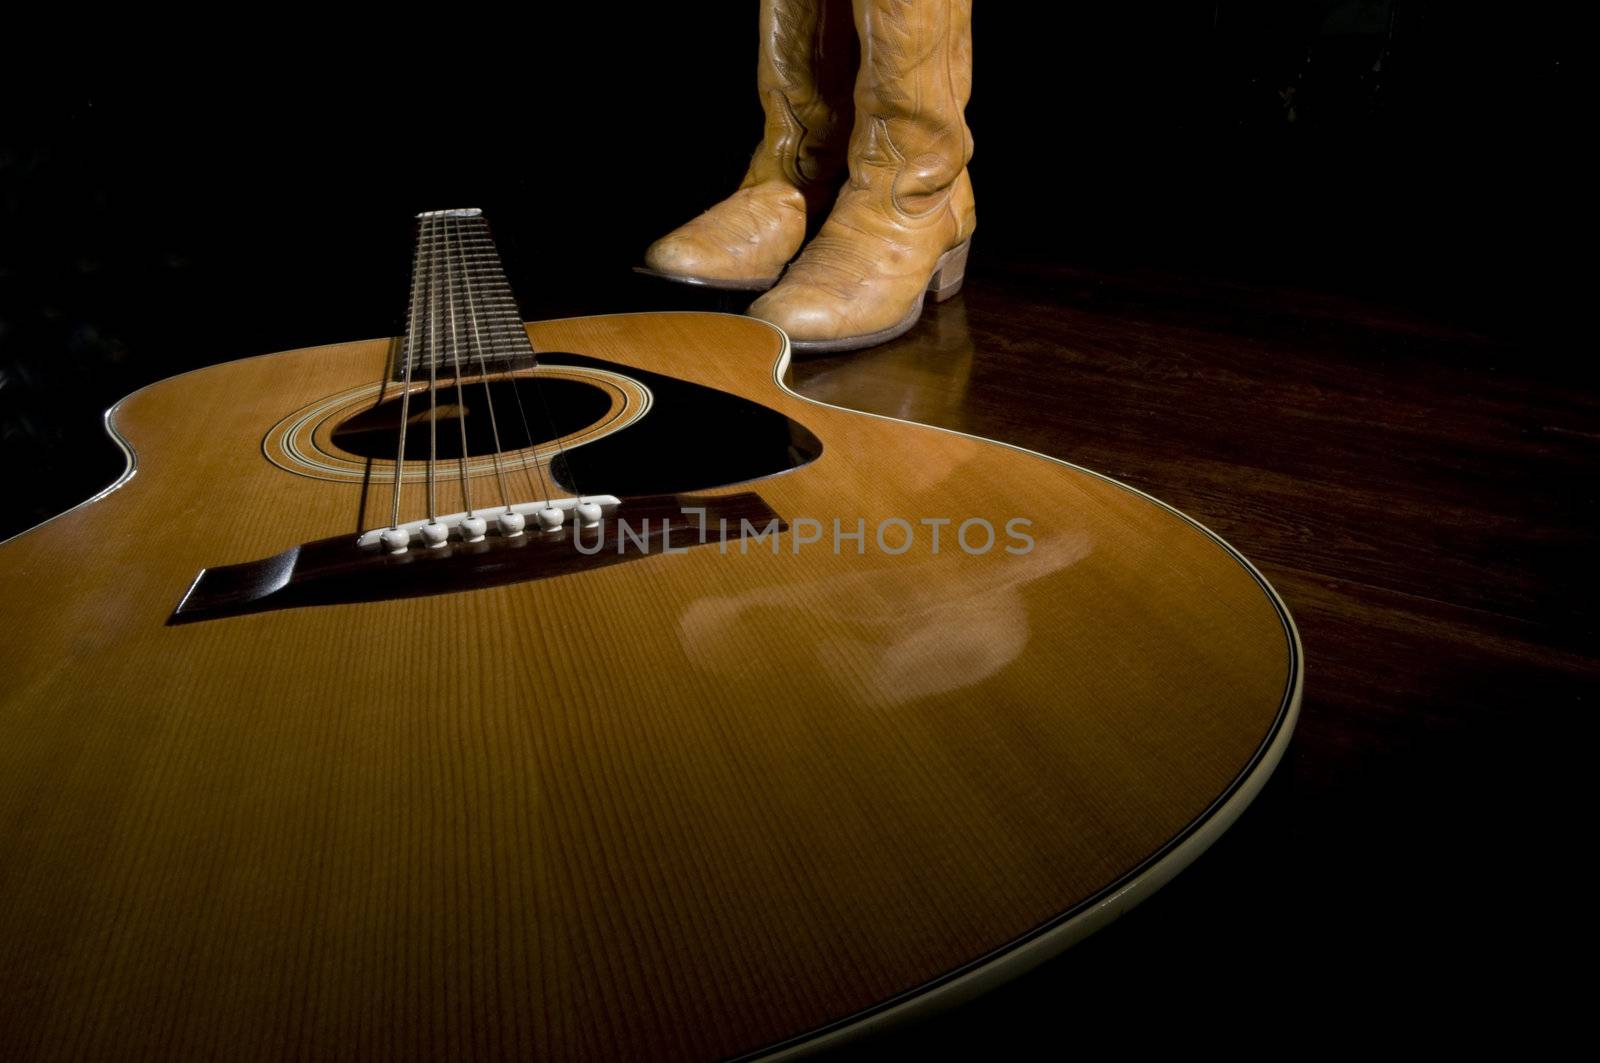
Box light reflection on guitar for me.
[0,210,1300,1061]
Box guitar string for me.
[455,220,556,506]
[425,211,443,522]
[389,214,432,530]
[441,217,474,519]
[450,217,522,509]
[519,327,589,506]
[467,222,587,506]
[406,215,585,525]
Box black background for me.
[3,2,1577,538]
[1,2,1577,1051]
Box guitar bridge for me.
[169,492,785,624]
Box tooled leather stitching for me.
[764,1,852,191]
[945,0,971,167]
[782,233,884,298]
[875,118,955,223]
[771,90,809,187]
[856,1,960,223]
[717,190,801,250]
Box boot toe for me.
[644,233,719,280]
[747,287,852,343]
[645,183,811,286]
[645,227,789,287]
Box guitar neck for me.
[398,208,534,380]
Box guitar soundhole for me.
[330,378,612,460]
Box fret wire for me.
[414,218,580,502]
[398,217,533,380]
[425,214,442,521]
[391,215,433,528]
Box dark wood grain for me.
[2,251,1586,1054]
[780,254,1596,1052]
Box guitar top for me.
[0,213,1300,1060]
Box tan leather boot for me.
[641,0,857,291]
[749,0,975,350]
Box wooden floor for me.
[768,256,1593,1050]
[7,251,1589,1050]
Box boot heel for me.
[927,238,971,302]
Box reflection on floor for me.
[772,258,1591,1053]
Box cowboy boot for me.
[748,0,975,350]
[641,0,857,290]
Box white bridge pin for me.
[355,495,621,551]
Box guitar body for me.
[0,311,1300,1060]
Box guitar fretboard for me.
[396,209,534,381]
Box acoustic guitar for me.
[0,209,1301,1060]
